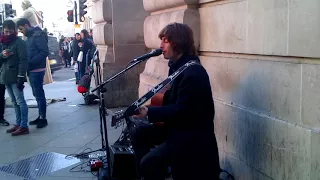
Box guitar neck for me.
[111,60,199,127]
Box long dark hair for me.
[81,29,89,39]
[158,22,196,56]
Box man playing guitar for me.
[131,23,221,180]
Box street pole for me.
[41,12,44,28]
[74,0,78,25]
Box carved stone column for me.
[91,0,149,107]
[139,0,200,96]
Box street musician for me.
[131,22,221,180]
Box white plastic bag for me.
[70,57,74,65]
[77,51,83,62]
[74,62,78,72]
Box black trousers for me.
[0,84,5,119]
[131,124,221,180]
[63,51,71,67]
[131,124,169,180]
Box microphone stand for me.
[73,51,108,157]
[77,51,148,180]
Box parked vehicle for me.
[47,35,63,73]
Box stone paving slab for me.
[0,72,124,179]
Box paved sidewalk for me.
[0,70,123,180]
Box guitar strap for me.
[123,60,200,117]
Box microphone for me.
[132,49,163,62]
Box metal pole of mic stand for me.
[97,77,112,180]
[89,52,112,179]
[96,57,107,151]
[72,51,111,179]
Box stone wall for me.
[91,0,149,107]
[141,0,320,179]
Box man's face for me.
[76,34,81,40]
[3,28,15,36]
[80,32,84,39]
[18,25,28,36]
[160,37,174,59]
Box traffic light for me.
[67,10,74,22]
[79,0,87,22]
[4,4,13,18]
[12,10,17,17]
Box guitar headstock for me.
[111,110,125,127]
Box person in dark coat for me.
[16,18,49,129]
[61,37,71,68]
[78,29,94,79]
[0,20,29,136]
[0,43,9,127]
[72,33,81,84]
[131,22,221,180]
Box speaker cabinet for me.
[109,145,137,180]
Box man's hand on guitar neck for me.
[133,106,148,119]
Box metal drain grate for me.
[0,152,80,179]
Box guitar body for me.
[150,92,165,106]
[149,92,166,126]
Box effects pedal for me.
[90,159,103,172]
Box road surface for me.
[52,67,75,82]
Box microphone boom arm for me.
[91,58,146,92]
[92,49,162,92]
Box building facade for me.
[92,0,320,179]
[90,0,149,107]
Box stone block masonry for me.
[140,0,320,179]
[91,0,149,107]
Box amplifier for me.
[109,144,137,180]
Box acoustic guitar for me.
[149,91,166,126]
[111,91,166,127]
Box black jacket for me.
[147,54,221,178]
[0,37,28,84]
[72,39,80,61]
[80,38,94,64]
[25,27,49,71]
[148,54,215,129]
